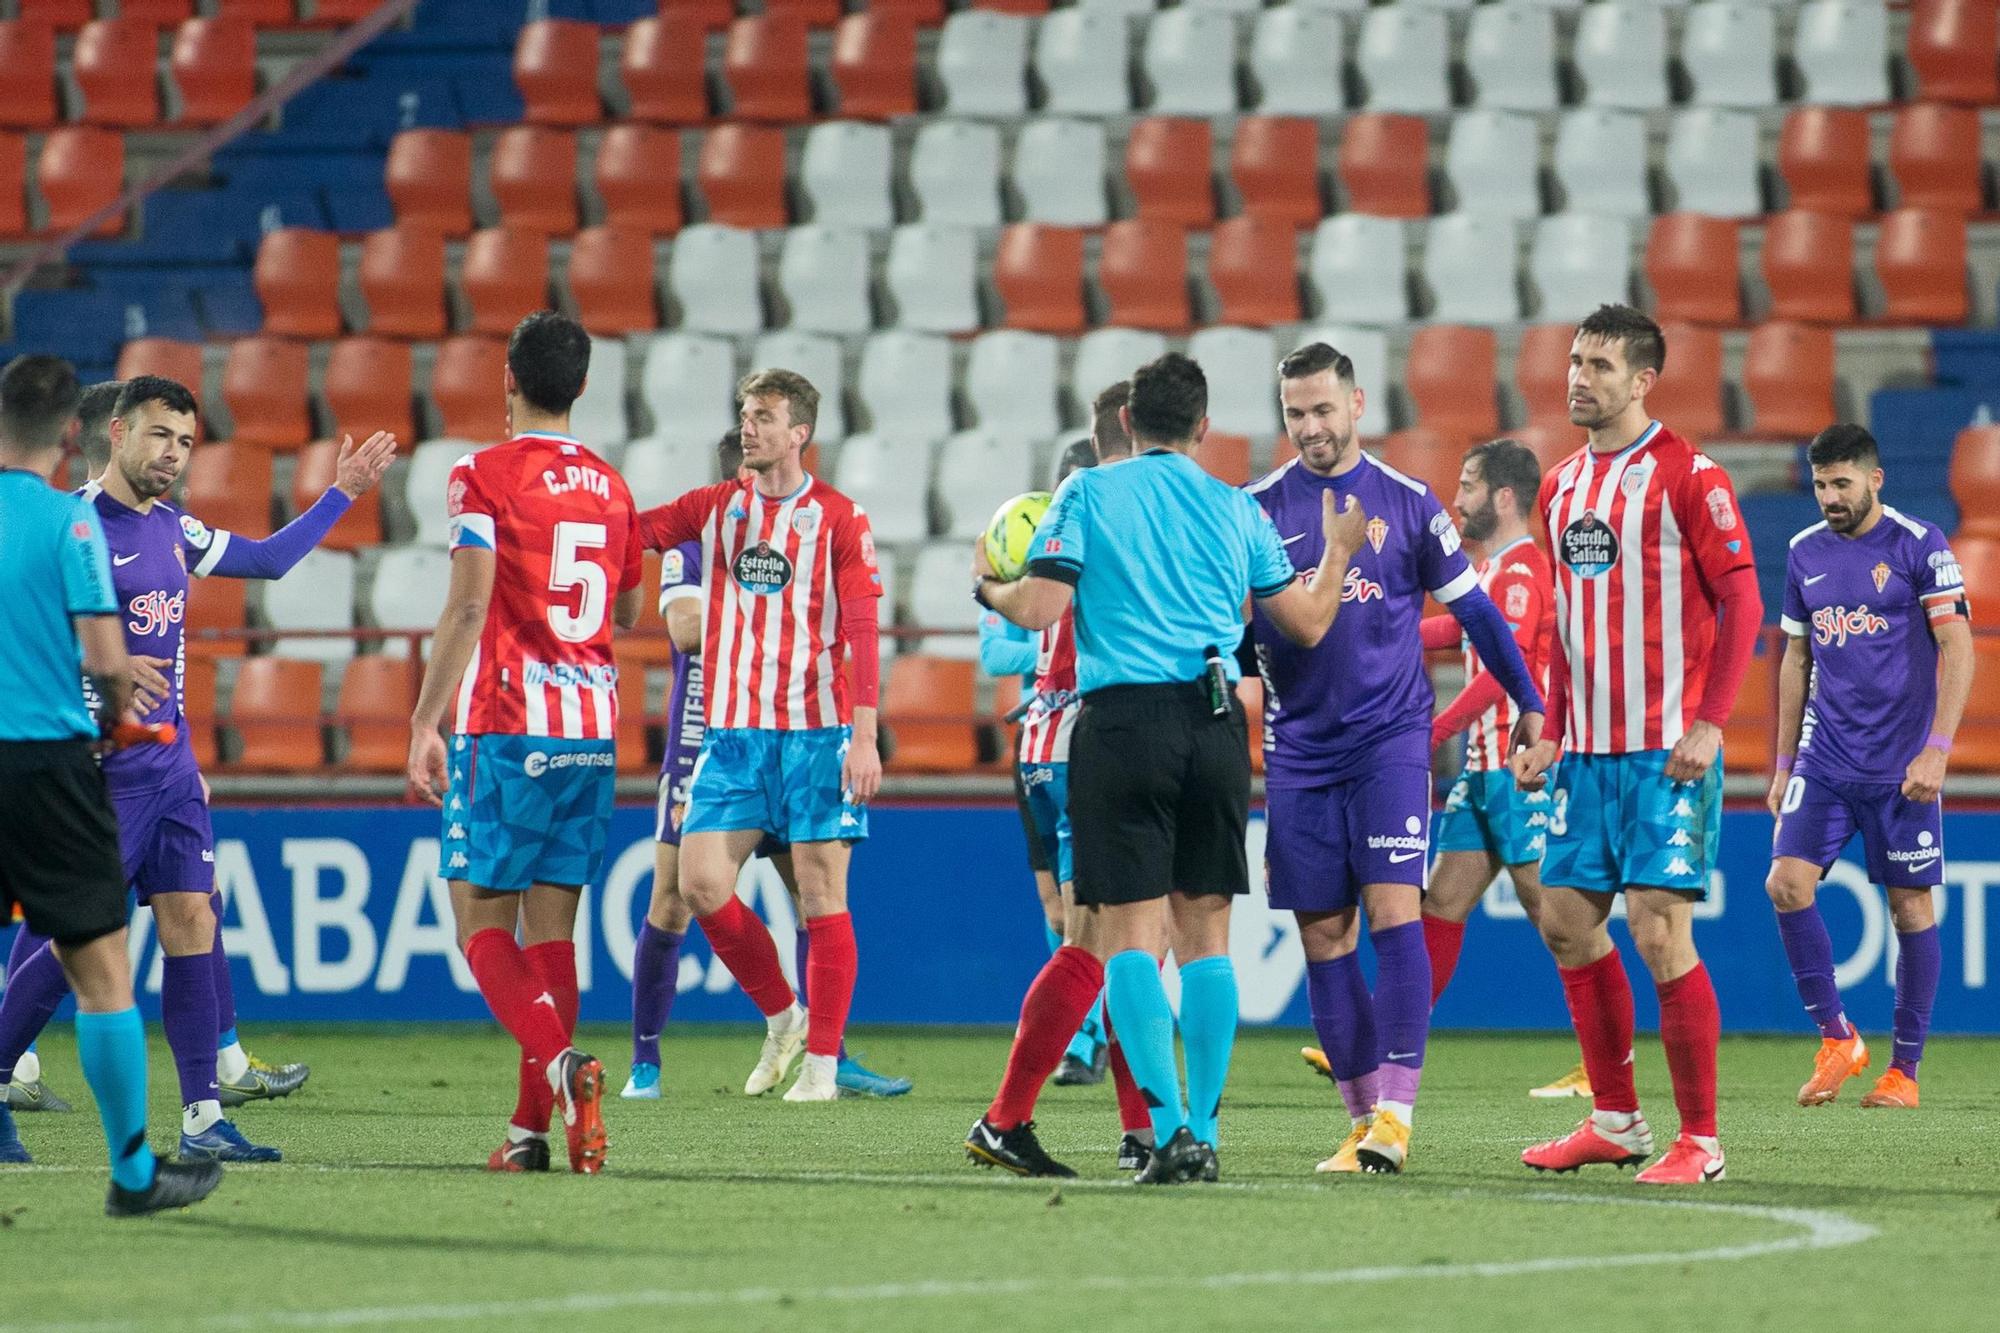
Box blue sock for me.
[1104,950,1183,1142]
[1066,991,1105,1063]
[1042,922,1063,956]
[75,1008,157,1193]
[1178,956,1237,1146]
[216,1025,238,1051]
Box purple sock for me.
[0,937,68,1083]
[208,893,237,1037]
[162,952,220,1107]
[6,925,46,982]
[1775,904,1851,1039]
[794,926,848,1060]
[1891,925,1940,1079]
[631,923,684,1066]
[1370,921,1432,1110]
[1306,954,1379,1120]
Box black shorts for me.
[0,740,129,945]
[1012,751,1050,875]
[1067,682,1251,908]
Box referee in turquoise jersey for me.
[972,352,1366,1184]
[0,354,220,1216]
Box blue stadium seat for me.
[69,188,326,267]
[276,76,461,150]
[71,275,209,344]
[1932,331,2000,391]
[194,277,266,338]
[10,290,148,367]
[357,0,519,55]
[588,0,656,22]
[1870,387,1996,465]
[216,150,391,234]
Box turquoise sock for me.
[1178,956,1238,1146]
[1105,950,1183,1142]
[1066,990,1106,1062]
[217,1025,238,1050]
[75,1008,156,1192]
[1042,923,1063,956]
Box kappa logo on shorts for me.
[448,824,466,840]
[448,851,468,870]
[1665,856,1694,877]
[1367,815,1428,862]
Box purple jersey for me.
[1247,454,1479,785]
[659,540,705,805]
[1781,506,1968,784]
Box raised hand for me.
[334,430,399,499]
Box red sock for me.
[1422,915,1466,1006]
[1559,950,1639,1115]
[463,928,569,1068]
[1656,962,1720,1138]
[1102,1007,1149,1134]
[986,946,1104,1129]
[512,941,580,1132]
[697,897,795,1017]
[804,913,857,1058]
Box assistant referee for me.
[973,352,1366,1184]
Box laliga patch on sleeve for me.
[662,549,685,584]
[1705,486,1737,532]
[179,513,214,548]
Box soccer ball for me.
[982,491,1052,582]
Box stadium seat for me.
[428,339,509,444]
[886,224,980,334]
[401,441,478,547]
[1100,220,1190,334]
[116,337,203,394]
[1576,1,1669,109]
[937,10,1031,117]
[184,573,244,661]
[1232,117,1322,227]
[181,654,218,767]
[1890,104,1984,214]
[838,433,933,546]
[833,11,918,120]
[909,543,984,656]
[595,124,682,236]
[1876,208,1969,325]
[1664,109,1763,218]
[569,225,660,337]
[1762,210,1857,323]
[1014,118,1108,227]
[753,331,846,443]
[1406,326,1499,441]
[868,0,946,19]
[859,331,954,441]
[290,439,379,551]
[966,331,1060,444]
[359,224,448,339]
[0,20,58,129]
[1794,0,1892,106]
[386,130,473,236]
[1778,108,1874,217]
[252,227,342,339]
[639,332,737,447]
[460,227,550,336]
[1209,216,1302,328]
[1376,428,1468,505]
[724,14,812,122]
[227,657,325,771]
[697,124,788,230]
[1683,1,1777,108]
[1424,214,1521,325]
[1308,213,1409,326]
[1644,213,1743,325]
[514,19,603,126]
[1071,328,1167,417]
[1338,114,1429,219]
[801,121,893,229]
[1445,111,1542,220]
[621,434,715,508]
[0,132,23,239]
[1143,9,1235,116]
[221,337,311,450]
[1954,634,2000,773]
[778,225,872,336]
[1553,110,1649,216]
[612,649,652,773]
[1723,639,1778,774]
[570,337,629,450]
[1948,426,2000,537]
[910,120,1001,227]
[38,127,124,237]
[171,16,257,126]
[1510,423,1581,479]
[490,126,579,234]
[1126,119,1214,228]
[324,338,415,446]
[1908,0,1998,105]
[302,0,380,24]
[1647,322,1727,443]
[937,429,1035,539]
[1465,2,1558,111]
[1742,321,1836,439]
[620,14,706,125]
[1514,323,1577,430]
[333,655,418,771]
[667,223,763,335]
[1191,432,1252,486]
[1191,327,1280,441]
[15,0,93,27]
[1297,324,1389,436]
[994,225,1086,334]
[185,441,273,538]
[1531,214,1633,323]
[75,18,161,128]
[1358,4,1448,113]
[1248,5,1344,116]
[1036,8,1129,116]
[883,655,978,772]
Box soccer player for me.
[405,312,641,1175]
[1511,305,1763,1185]
[1250,346,1545,1176]
[1767,424,1971,1110]
[636,369,882,1104]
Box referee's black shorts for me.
[1067,682,1250,908]
[0,740,129,945]
[1010,750,1050,876]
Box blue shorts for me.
[112,769,214,902]
[655,769,791,857]
[1434,768,1552,867]
[683,726,867,845]
[1542,750,1719,897]
[1265,764,1431,913]
[440,734,617,891]
[1020,760,1072,885]
[1773,770,1943,888]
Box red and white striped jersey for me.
[639,475,881,730]
[1539,421,1753,754]
[1019,609,1079,765]
[1461,537,1554,772]
[446,433,644,739]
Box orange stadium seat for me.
[460,227,551,336]
[1948,426,2000,539]
[74,18,160,128]
[1723,637,1779,775]
[253,227,343,339]
[1515,323,1577,430]
[1377,428,1469,503]
[1338,113,1430,219]
[185,576,246,660]
[514,19,602,126]
[16,1,93,28]
[430,336,511,443]
[1890,104,1984,214]
[359,224,448,338]
[724,14,813,123]
[1742,322,1836,440]
[1648,322,1726,443]
[1126,118,1214,228]
[767,0,843,22]
[596,123,683,235]
[1952,632,2000,772]
[290,439,379,551]
[1876,208,1969,324]
[1954,538,2000,606]
[698,123,788,229]
[227,657,325,773]
[0,21,57,129]
[1778,107,1873,218]
[974,0,1050,14]
[614,650,652,774]
[1909,0,1999,106]
[116,337,203,393]
[1209,216,1301,327]
[870,0,946,21]
[1193,432,1252,486]
[122,1,194,21]
[184,441,273,538]
[221,336,311,449]
[568,224,660,337]
[182,655,219,769]
[625,551,673,666]
[306,0,378,24]
[322,337,415,445]
[385,130,473,237]
[333,655,416,773]
[1100,220,1191,333]
[1511,423,1579,478]
[1644,213,1742,325]
[490,125,580,234]
[215,0,299,23]
[171,15,257,126]
[995,224,1086,333]
[1761,210,1857,324]
[1231,116,1322,227]
[622,14,707,125]
[38,127,125,237]
[673,0,735,31]
[883,656,978,773]
[834,11,918,120]
[0,132,26,239]
[1407,325,1499,440]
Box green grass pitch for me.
[2,1026,1997,1331]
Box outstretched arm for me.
[203,432,395,579]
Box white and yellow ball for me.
[982,491,1052,582]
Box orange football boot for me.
[1798,1033,1869,1106]
[1860,1067,1919,1109]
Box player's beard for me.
[1822,485,1876,534]
[1298,426,1353,475]
[122,455,176,501]
[1459,497,1498,543]
[1567,385,1628,430]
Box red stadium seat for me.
[568,224,660,337]
[183,655,219,768]
[1511,423,1580,478]
[1515,323,1577,430]
[1644,213,1742,325]
[304,0,379,24]
[385,130,473,237]
[16,1,93,28]
[834,12,918,120]
[626,551,674,666]
[621,14,707,125]
[171,15,257,126]
[358,224,448,339]
[333,656,417,773]
[490,126,580,235]
[214,0,300,23]
[673,0,735,32]
[1949,625,2000,770]
[869,0,946,21]
[1742,322,1836,440]
[289,438,379,551]
[252,227,343,339]
[883,655,978,773]
[973,0,1050,13]
[1948,426,2000,539]
[613,649,653,774]
[38,127,125,238]
[1876,208,1969,324]
[459,227,551,336]
[184,441,273,538]
[724,15,812,123]
[0,21,57,129]
[1126,118,1215,228]
[116,337,204,394]
[1339,114,1430,219]
[430,336,511,443]
[1407,326,1499,441]
[767,0,843,22]
[1231,117,1322,227]
[595,123,683,235]
[1889,104,1984,214]
[226,657,324,773]
[1909,0,1999,106]
[514,19,603,126]
[1100,220,1191,333]
[1208,215,1301,327]
[121,1,195,21]
[1778,108,1873,218]
[1377,428,1470,504]
[221,337,311,450]
[185,577,246,660]
[0,132,25,239]
[322,337,415,445]
[698,124,789,229]
[75,19,161,128]
[1193,432,1252,486]
[995,224,1086,333]
[1647,322,1726,443]
[1761,210,1857,324]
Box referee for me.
[0,355,220,1216]
[973,352,1365,1183]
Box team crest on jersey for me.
[860,528,877,566]
[1505,583,1530,618]
[447,478,468,516]
[1428,510,1460,555]
[792,507,821,538]
[178,513,212,548]
[1705,487,1737,531]
[1621,466,1651,496]
[1366,516,1388,553]
[733,541,795,595]
[1558,511,1618,578]
[1872,561,1891,593]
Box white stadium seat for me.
[1188,326,1280,440]
[778,225,872,336]
[799,121,893,230]
[1358,4,1449,114]
[1576,2,1669,109]
[910,542,984,658]
[667,224,761,336]
[937,11,1030,118]
[1296,325,1390,433]
[262,548,356,663]
[966,331,1061,444]
[836,432,933,547]
[751,331,845,445]
[1664,108,1763,218]
[1309,213,1409,326]
[402,439,481,547]
[1074,0,1156,13]
[1070,327,1168,422]
[910,121,1002,227]
[1465,3,1558,111]
[1424,213,1521,325]
[1142,9,1237,117]
[886,224,980,335]
[640,332,737,447]
[368,545,451,658]
[1012,118,1108,227]
[570,336,629,449]
[858,331,955,441]
[1553,110,1651,216]
[1530,213,1635,322]
[1249,5,1346,116]
[622,433,723,510]
[1683,1,1778,109]
[935,429,1037,540]
[1035,9,1131,117]
[1795,0,1891,107]
[1445,111,1543,220]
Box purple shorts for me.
[1772,770,1943,888]
[1265,765,1431,913]
[111,770,214,902]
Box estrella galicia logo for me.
[1558,511,1618,578]
[733,541,794,595]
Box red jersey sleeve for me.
[614,485,643,595]
[1487,558,1548,665]
[637,481,731,553]
[446,450,503,552]
[832,502,884,607]
[1419,613,1460,651]
[1672,455,1754,596]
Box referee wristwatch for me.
[972,575,999,610]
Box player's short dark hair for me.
[1575,304,1666,377]
[112,375,197,424]
[1807,423,1879,471]
[1278,341,1356,387]
[738,368,819,437]
[1466,438,1542,515]
[76,380,123,470]
[717,427,743,479]
[1126,352,1207,445]
[506,310,591,415]
[1055,437,1097,488]
[1090,380,1133,459]
[0,354,81,452]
